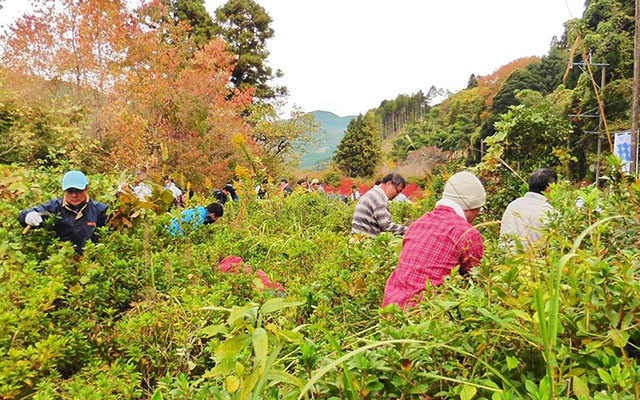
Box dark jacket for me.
[19,198,109,253]
[214,187,239,204]
[213,189,228,205]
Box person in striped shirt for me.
[351,173,408,237]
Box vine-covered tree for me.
[333,113,381,177]
[482,90,573,173]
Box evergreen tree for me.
[214,0,286,100]
[163,0,216,48]
[467,73,478,89]
[333,113,381,177]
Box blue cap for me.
[62,170,89,190]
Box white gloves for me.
[25,211,43,226]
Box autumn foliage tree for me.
[103,2,255,187]
[1,0,259,187]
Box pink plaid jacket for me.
[382,205,484,309]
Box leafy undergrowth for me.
[1,165,640,399]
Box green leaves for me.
[573,375,590,398]
[200,324,227,338]
[252,328,268,373]
[506,356,519,371]
[200,297,305,399]
[215,334,251,363]
[459,384,477,400]
[259,298,304,315]
[229,304,259,325]
[607,329,629,348]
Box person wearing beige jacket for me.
[500,168,557,249]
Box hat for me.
[442,171,485,210]
[311,179,320,185]
[62,170,89,190]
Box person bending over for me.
[168,202,223,236]
[382,171,486,309]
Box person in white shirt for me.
[163,176,183,201]
[500,168,557,249]
[349,185,361,201]
[256,178,268,199]
[394,192,412,203]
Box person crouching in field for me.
[214,184,239,205]
[18,170,108,254]
[168,202,223,236]
[382,171,486,309]
[351,173,408,237]
[500,168,557,249]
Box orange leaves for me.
[475,56,540,109]
[3,0,135,92]
[3,0,261,189]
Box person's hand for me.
[25,211,43,226]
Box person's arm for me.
[373,203,407,235]
[457,228,484,275]
[18,199,61,227]
[96,203,109,228]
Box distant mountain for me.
[300,110,356,170]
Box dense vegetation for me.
[2,163,640,399]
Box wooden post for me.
[631,0,640,174]
[596,66,605,185]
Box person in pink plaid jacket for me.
[382,171,486,309]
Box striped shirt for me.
[351,186,408,237]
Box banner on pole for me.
[614,131,632,173]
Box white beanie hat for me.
[442,171,486,210]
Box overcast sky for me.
[205,0,586,116]
[1,0,586,117]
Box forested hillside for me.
[357,0,636,184]
[298,111,355,170]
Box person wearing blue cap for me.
[18,170,108,254]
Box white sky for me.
[1,0,586,117]
[205,0,586,116]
